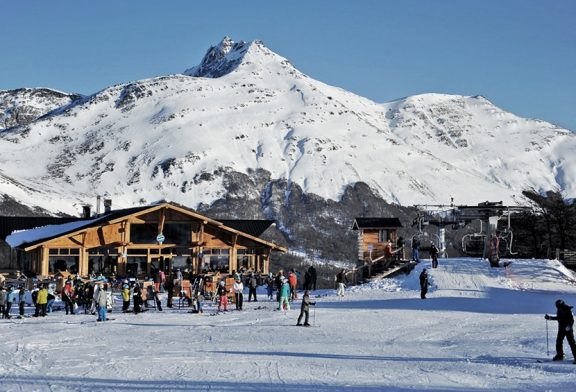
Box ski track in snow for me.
[1,258,576,391]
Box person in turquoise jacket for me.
[278,278,291,311]
[5,287,15,319]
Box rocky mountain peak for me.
[183,36,251,78]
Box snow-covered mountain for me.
[0,36,574,217]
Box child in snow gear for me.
[296,290,316,326]
[217,281,229,312]
[419,269,429,299]
[545,299,576,363]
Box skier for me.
[288,269,298,300]
[247,272,258,302]
[296,290,316,327]
[274,271,284,302]
[309,265,317,291]
[97,284,109,321]
[5,286,15,319]
[121,281,130,312]
[233,278,244,311]
[265,272,275,300]
[278,278,291,311]
[192,290,204,313]
[545,299,576,363]
[335,269,347,297]
[165,274,174,308]
[34,284,48,317]
[430,242,439,268]
[62,280,75,315]
[412,237,421,262]
[419,269,429,299]
[303,268,312,291]
[217,281,229,312]
[18,286,26,317]
[133,284,143,314]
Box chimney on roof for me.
[103,198,112,213]
[82,205,91,218]
[96,195,101,215]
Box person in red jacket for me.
[62,280,75,315]
[288,270,298,300]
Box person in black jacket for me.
[429,242,439,268]
[419,269,429,299]
[545,299,576,362]
[309,266,317,291]
[296,290,316,326]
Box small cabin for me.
[352,217,403,261]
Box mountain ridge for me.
[0,37,574,219]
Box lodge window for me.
[48,249,81,274]
[201,248,230,273]
[237,249,256,271]
[378,230,392,243]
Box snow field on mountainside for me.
[0,38,574,216]
[1,257,576,391]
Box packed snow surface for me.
[1,257,576,391]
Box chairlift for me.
[462,233,486,256]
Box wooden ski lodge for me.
[4,202,286,279]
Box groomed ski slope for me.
[1,258,576,391]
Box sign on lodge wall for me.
[6,202,286,279]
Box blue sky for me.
[1,0,574,131]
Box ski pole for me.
[313,303,316,326]
[546,318,549,356]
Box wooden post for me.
[40,246,49,278]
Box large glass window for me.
[126,256,148,277]
[48,249,80,274]
[130,224,157,244]
[49,256,78,274]
[163,224,192,245]
[201,249,230,273]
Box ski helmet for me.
[555,299,565,307]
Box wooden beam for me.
[158,208,166,235]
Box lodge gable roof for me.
[4,202,285,252]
